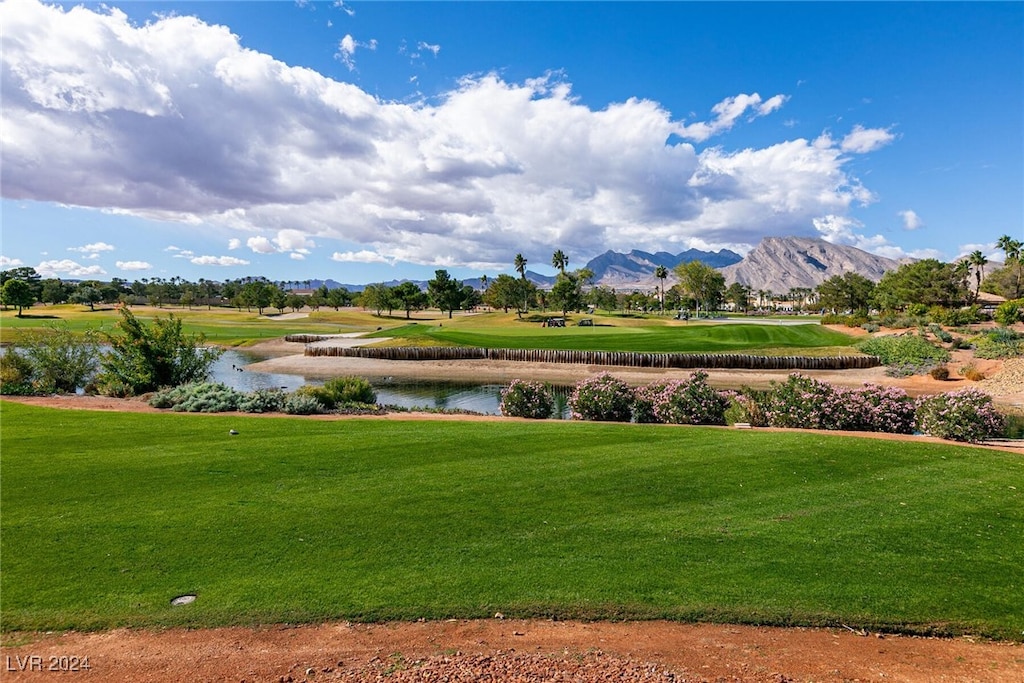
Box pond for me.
[211,349,570,418]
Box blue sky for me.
[2,1,1021,285]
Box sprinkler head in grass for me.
[170,594,196,606]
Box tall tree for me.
[359,284,393,316]
[873,259,968,311]
[551,249,568,274]
[725,282,750,313]
[483,274,523,313]
[967,250,988,302]
[816,272,875,314]
[672,260,725,317]
[654,265,668,314]
[427,269,464,319]
[513,253,530,314]
[996,234,1022,298]
[1,278,35,316]
[0,267,42,302]
[392,281,428,319]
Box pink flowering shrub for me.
[500,379,555,419]
[854,383,917,434]
[915,388,1006,443]
[649,370,730,425]
[569,373,634,422]
[737,375,918,433]
[632,380,674,423]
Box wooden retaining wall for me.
[303,345,880,370]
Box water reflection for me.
[210,349,570,418]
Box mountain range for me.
[293,236,904,293]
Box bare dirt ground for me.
[4,340,1023,681]
[3,619,1023,682]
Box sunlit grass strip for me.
[2,401,1021,639]
[370,322,859,354]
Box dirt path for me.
[3,619,1023,682]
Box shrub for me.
[568,373,633,422]
[929,325,953,343]
[728,389,771,427]
[993,299,1023,326]
[98,308,221,396]
[632,381,674,424]
[282,392,326,415]
[929,365,950,380]
[0,349,37,395]
[857,334,950,374]
[10,325,100,394]
[958,363,985,381]
[854,383,917,434]
[916,388,1005,443]
[292,377,378,410]
[759,374,837,430]
[238,388,287,413]
[753,375,916,434]
[149,382,242,412]
[649,371,730,426]
[499,380,554,419]
[323,376,377,405]
[972,328,1024,359]
[861,322,880,333]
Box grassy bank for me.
[1,402,1020,639]
[371,320,858,354]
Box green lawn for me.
[0,306,377,346]
[372,321,859,354]
[2,402,1021,639]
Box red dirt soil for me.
[3,619,1023,682]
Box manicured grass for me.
[0,306,375,346]
[372,321,859,354]
[2,402,1021,638]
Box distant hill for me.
[583,248,742,287]
[720,236,901,293]
[286,238,900,294]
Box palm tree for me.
[513,253,529,315]
[654,265,668,314]
[967,250,988,302]
[996,234,1023,299]
[551,249,568,274]
[514,253,528,279]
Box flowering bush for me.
[568,373,633,422]
[853,383,917,434]
[915,388,1006,443]
[500,380,555,419]
[745,375,917,434]
[632,381,674,423]
[759,374,837,429]
[650,371,730,425]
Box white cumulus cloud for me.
[331,250,394,264]
[116,260,152,271]
[36,259,107,277]
[68,241,115,254]
[1,0,906,271]
[190,255,250,266]
[898,209,923,230]
[678,92,789,142]
[840,125,896,153]
[1,256,25,268]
